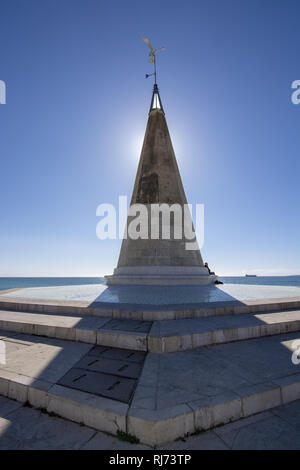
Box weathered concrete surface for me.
[105,107,215,285]
[115,109,205,268]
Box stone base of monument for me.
[0,288,300,445]
[105,266,217,286]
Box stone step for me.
[0,330,300,445]
[0,310,151,352]
[0,295,300,321]
[149,309,300,352]
[1,308,300,353]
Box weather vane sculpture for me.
[140,36,165,84]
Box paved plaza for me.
[1,283,300,307]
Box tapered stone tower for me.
[105,85,217,285]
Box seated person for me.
[205,262,214,274]
[205,261,223,283]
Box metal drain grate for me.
[75,355,142,379]
[57,347,147,403]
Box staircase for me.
[0,300,300,445]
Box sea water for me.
[0,275,299,292]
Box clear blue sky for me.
[0,0,299,277]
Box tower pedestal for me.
[105,266,217,286]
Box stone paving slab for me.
[214,412,300,450]
[158,431,229,450]
[80,431,150,450]
[0,331,92,385]
[0,400,96,450]
[0,395,22,417]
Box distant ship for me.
[245,274,257,277]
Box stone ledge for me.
[0,296,300,321]
[148,312,300,352]
[1,308,300,353]
[0,312,148,351]
[105,274,217,286]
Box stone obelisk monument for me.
[105,38,217,286]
